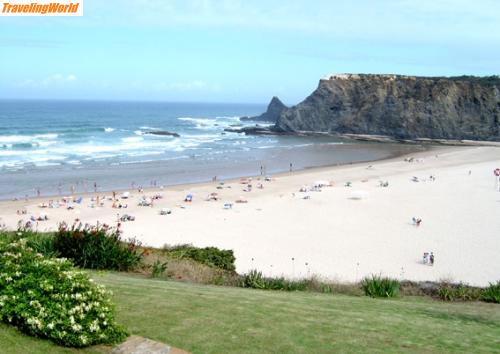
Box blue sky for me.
[1,0,499,104]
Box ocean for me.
[0,99,419,200]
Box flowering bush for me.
[0,239,127,347]
[54,222,143,271]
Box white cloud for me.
[16,74,77,88]
[83,0,500,43]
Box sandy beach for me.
[1,145,499,286]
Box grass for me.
[100,273,500,353]
[1,272,499,353]
[0,324,109,354]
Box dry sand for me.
[1,146,499,286]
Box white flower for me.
[89,320,100,332]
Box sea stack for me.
[241,96,287,122]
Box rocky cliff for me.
[241,96,287,122]
[274,74,500,141]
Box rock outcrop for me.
[274,74,500,141]
[241,96,287,122]
[144,131,180,137]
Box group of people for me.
[404,157,425,163]
[412,217,422,227]
[423,252,435,266]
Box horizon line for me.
[0,97,272,106]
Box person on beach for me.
[423,252,429,264]
[429,252,435,266]
[416,218,422,227]
[290,162,293,172]
[94,182,97,193]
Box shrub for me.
[54,223,142,271]
[165,244,235,271]
[151,259,168,278]
[437,283,482,301]
[302,277,336,294]
[481,282,500,303]
[25,232,59,258]
[264,277,309,291]
[437,286,453,301]
[361,275,400,298]
[242,270,266,289]
[241,270,311,291]
[0,239,127,347]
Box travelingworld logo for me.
[1,0,83,16]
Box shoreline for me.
[1,145,499,286]
[1,141,434,203]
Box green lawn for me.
[2,272,500,353]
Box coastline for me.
[1,144,499,286]
[0,139,427,202]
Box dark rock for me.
[224,125,283,135]
[241,96,287,122]
[144,131,180,137]
[275,74,500,141]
